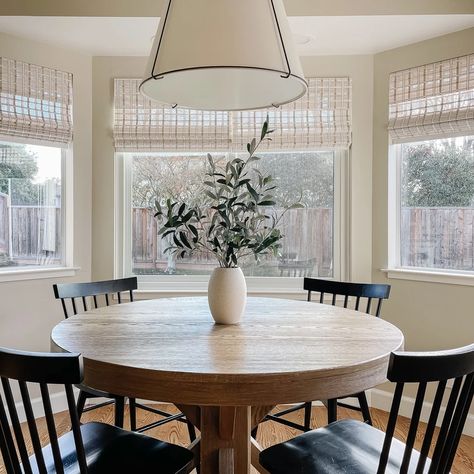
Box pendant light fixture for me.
[140,0,307,111]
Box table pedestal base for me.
[178,404,273,474]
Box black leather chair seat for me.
[30,422,193,473]
[260,419,431,474]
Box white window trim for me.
[0,145,76,282]
[115,150,347,293]
[386,142,474,286]
[382,267,474,287]
[0,266,80,283]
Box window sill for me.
[0,266,80,283]
[126,276,310,300]
[382,268,474,287]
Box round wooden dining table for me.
[51,296,404,474]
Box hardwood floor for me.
[1,403,473,473]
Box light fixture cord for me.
[269,0,292,80]
[151,0,173,80]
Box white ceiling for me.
[0,15,472,56]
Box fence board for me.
[132,207,333,275]
[400,207,474,271]
[5,206,474,273]
[9,206,61,262]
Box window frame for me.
[0,140,76,281]
[115,149,348,294]
[386,140,474,286]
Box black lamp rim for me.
[139,65,308,111]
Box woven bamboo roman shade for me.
[114,78,231,152]
[0,57,73,146]
[388,54,474,143]
[233,78,352,150]
[113,77,352,152]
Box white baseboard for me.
[15,388,79,424]
[370,388,474,438]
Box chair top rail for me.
[53,277,138,300]
[0,347,82,384]
[303,277,391,299]
[388,343,474,383]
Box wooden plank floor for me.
[1,404,473,473]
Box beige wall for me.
[91,55,374,282]
[371,28,474,418]
[372,27,474,350]
[91,56,147,281]
[302,56,374,281]
[0,33,92,351]
[0,25,472,422]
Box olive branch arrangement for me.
[154,118,303,268]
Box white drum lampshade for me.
[140,0,307,111]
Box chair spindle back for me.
[378,344,474,474]
[304,277,391,316]
[53,277,137,318]
[0,347,87,474]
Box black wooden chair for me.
[256,277,391,435]
[0,346,194,474]
[260,343,474,474]
[53,278,196,440]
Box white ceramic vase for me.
[208,267,247,325]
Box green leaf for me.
[258,200,276,206]
[204,190,217,200]
[180,231,192,249]
[250,138,256,154]
[261,119,268,140]
[288,202,305,209]
[188,224,198,238]
[173,234,182,248]
[246,183,259,202]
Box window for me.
[0,141,65,270]
[114,77,351,287]
[122,150,342,280]
[0,57,73,276]
[391,137,474,273]
[388,54,474,276]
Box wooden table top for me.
[51,297,404,405]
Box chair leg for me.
[357,392,372,425]
[114,397,125,428]
[327,398,337,424]
[129,397,137,431]
[186,420,197,443]
[303,401,312,431]
[76,390,87,422]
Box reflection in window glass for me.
[399,136,474,271]
[0,141,63,269]
[130,152,335,277]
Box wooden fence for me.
[0,205,61,264]
[133,206,474,274]
[401,207,474,271]
[3,205,474,272]
[132,207,333,275]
